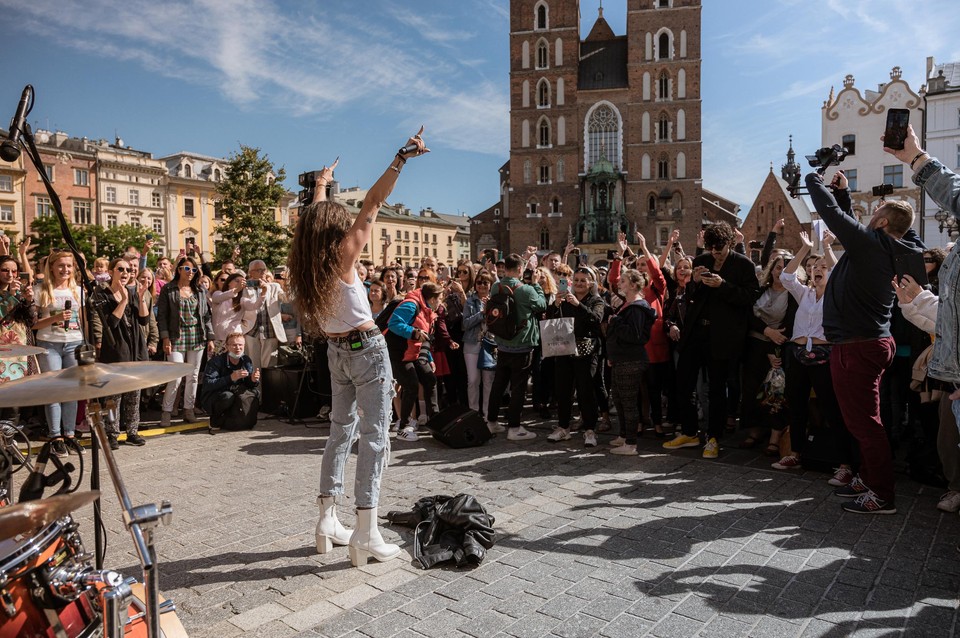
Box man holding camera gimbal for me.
[805,157,925,515]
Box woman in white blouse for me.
[773,231,855,488]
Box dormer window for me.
[183,164,192,178]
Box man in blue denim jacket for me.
[885,125,960,401]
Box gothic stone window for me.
[587,104,620,169]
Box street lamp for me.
[934,208,959,238]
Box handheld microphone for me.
[63,299,72,332]
[0,86,32,163]
[397,143,419,156]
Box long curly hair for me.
[287,200,352,336]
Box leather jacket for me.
[387,494,495,569]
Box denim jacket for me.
[462,293,486,349]
[914,158,960,383]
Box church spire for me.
[598,0,603,18]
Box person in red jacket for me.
[609,231,671,436]
[388,282,443,441]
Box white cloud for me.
[0,0,507,155]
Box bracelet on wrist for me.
[395,153,407,164]
[910,151,928,170]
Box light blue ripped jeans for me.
[319,334,395,509]
[36,340,81,438]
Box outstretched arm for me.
[341,127,429,276]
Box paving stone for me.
[649,611,706,637]
[227,601,289,631]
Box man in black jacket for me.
[805,170,925,515]
[663,222,760,459]
[200,332,261,432]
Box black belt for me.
[329,327,381,344]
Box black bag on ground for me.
[386,494,496,569]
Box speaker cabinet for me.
[426,405,492,448]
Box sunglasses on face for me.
[457,270,470,275]
[114,267,132,273]
[417,276,430,281]
[476,281,490,286]
[923,257,937,264]
[180,266,196,272]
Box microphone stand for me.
[18,114,103,565]
[90,402,171,638]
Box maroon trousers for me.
[830,337,896,501]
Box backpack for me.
[384,301,419,361]
[607,300,654,351]
[485,282,523,340]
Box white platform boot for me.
[315,496,352,554]
[348,507,401,566]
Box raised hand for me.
[773,218,785,233]
[635,231,647,251]
[669,228,680,245]
[617,232,628,255]
[399,126,429,159]
[799,231,814,251]
[734,227,744,245]
[822,229,835,246]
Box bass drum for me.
[0,519,99,638]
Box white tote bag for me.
[539,315,577,358]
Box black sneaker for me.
[125,433,146,447]
[50,439,67,458]
[841,491,897,515]
[833,476,869,498]
[107,434,120,450]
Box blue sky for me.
[1,0,958,219]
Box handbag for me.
[539,315,577,358]
[276,344,306,368]
[575,338,596,358]
[910,343,944,403]
[478,336,498,370]
[791,343,831,366]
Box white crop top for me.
[321,275,372,334]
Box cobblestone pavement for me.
[68,415,960,638]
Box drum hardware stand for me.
[89,401,172,638]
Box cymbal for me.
[0,344,46,357]
[0,491,101,538]
[0,361,195,408]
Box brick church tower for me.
[503,0,703,260]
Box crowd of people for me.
[0,231,300,452]
[0,125,957,535]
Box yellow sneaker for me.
[662,434,701,450]
[702,437,719,459]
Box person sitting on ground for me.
[199,332,261,432]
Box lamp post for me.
[934,208,959,238]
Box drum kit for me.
[0,359,195,637]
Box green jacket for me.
[490,276,546,352]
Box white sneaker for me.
[487,422,506,434]
[937,490,960,513]
[397,426,419,442]
[507,426,536,441]
[547,428,571,442]
[389,420,400,433]
[417,414,429,426]
[609,436,626,447]
[610,444,638,456]
[583,430,597,448]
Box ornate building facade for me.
[475,0,704,262]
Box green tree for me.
[29,215,97,265]
[28,217,153,269]
[214,145,290,270]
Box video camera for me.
[786,143,851,198]
[298,170,323,205]
[806,144,849,175]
